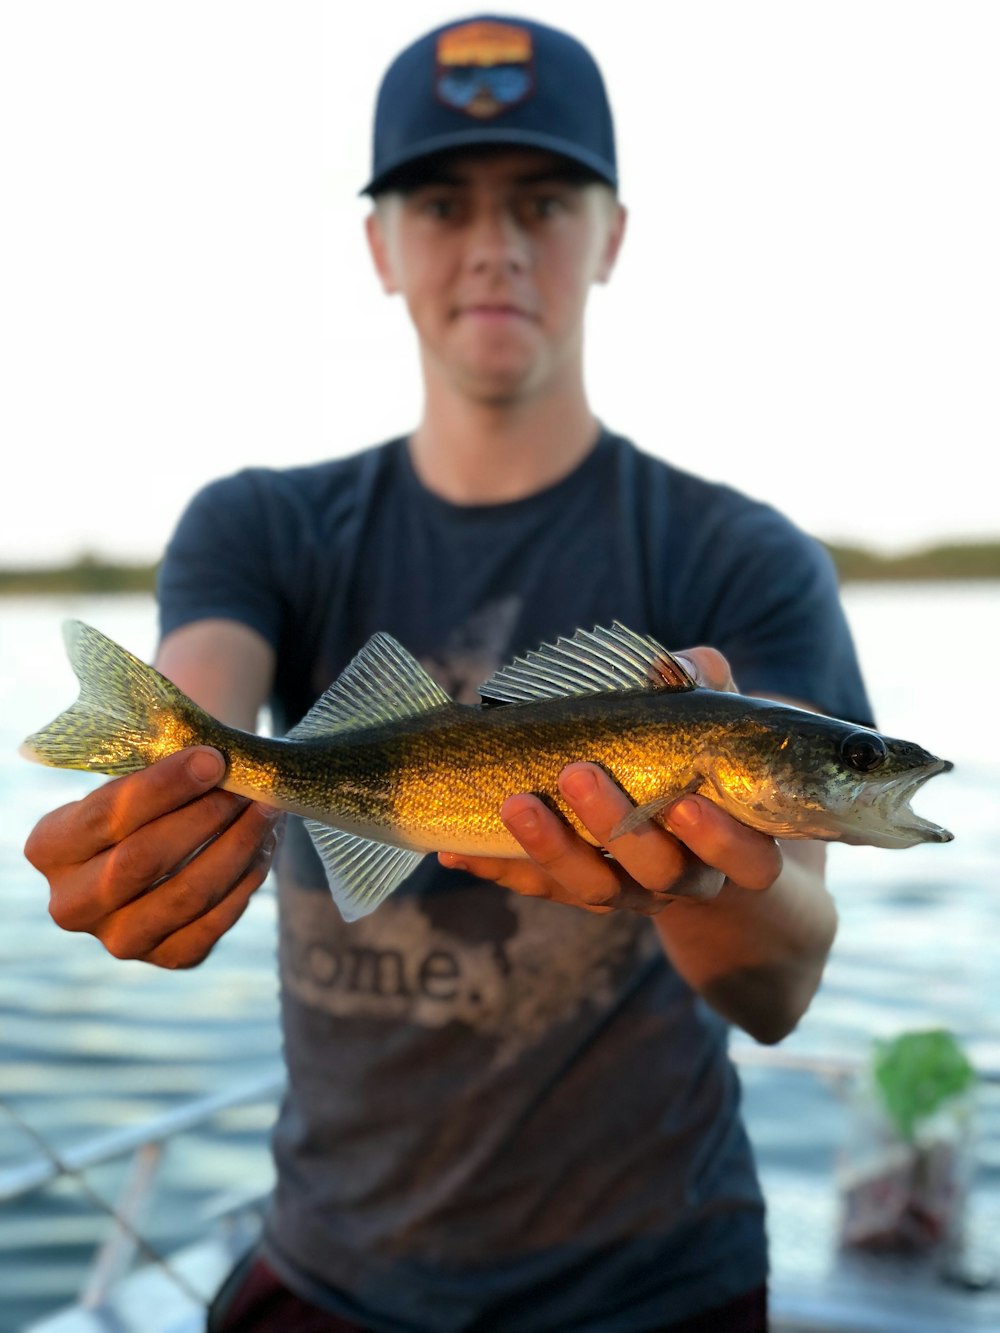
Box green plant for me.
[873,1029,976,1142]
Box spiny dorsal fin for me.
[479,622,697,705]
[288,632,451,740]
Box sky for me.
[1,0,997,566]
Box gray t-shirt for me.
[159,431,872,1331]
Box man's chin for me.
[466,339,559,393]
[459,367,545,405]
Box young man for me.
[26,16,873,1332]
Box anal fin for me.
[305,820,425,921]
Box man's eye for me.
[529,196,563,218]
[419,197,456,220]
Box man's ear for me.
[595,202,628,284]
[365,208,398,294]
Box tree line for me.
[1,543,999,595]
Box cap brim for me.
[361,127,617,195]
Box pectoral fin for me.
[305,820,425,921]
[608,778,704,840]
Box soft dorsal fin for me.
[479,622,697,705]
[288,632,451,740]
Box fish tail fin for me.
[20,620,211,776]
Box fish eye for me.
[840,730,888,772]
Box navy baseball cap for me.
[362,14,617,195]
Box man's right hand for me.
[24,747,282,969]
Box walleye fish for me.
[21,621,952,921]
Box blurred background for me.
[1,0,998,564]
[1,2,997,1328]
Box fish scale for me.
[21,620,953,923]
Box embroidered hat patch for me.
[435,20,534,119]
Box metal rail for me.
[0,1070,285,1203]
[3,1049,998,1329]
[4,1046,998,1205]
[1,1070,284,1312]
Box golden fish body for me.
[225,695,717,855]
[257,694,801,855]
[21,621,953,920]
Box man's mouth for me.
[454,302,536,323]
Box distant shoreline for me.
[823,541,1000,582]
[0,543,998,595]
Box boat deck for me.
[22,1179,1000,1333]
[9,1052,1000,1333]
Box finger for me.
[556,764,702,898]
[500,793,635,910]
[674,646,737,694]
[442,846,619,913]
[136,832,278,969]
[439,842,610,908]
[49,788,254,929]
[664,796,783,892]
[442,842,667,915]
[26,748,228,870]
[95,804,282,959]
[467,795,657,913]
[439,850,567,901]
[559,766,781,898]
[105,789,256,899]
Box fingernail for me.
[505,806,539,837]
[440,854,468,872]
[560,766,598,801]
[673,655,699,684]
[188,749,224,784]
[667,798,701,830]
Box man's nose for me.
[464,206,528,273]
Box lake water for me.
[1,585,998,1329]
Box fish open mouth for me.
[841,758,954,849]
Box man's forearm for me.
[653,842,836,1045]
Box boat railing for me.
[0,1071,285,1205]
[1,1047,907,1208]
[2,1048,998,1330]
[7,1047,998,1211]
[0,1069,286,1313]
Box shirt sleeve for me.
[693,502,875,728]
[156,469,288,649]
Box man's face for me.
[365,149,626,405]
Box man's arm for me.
[24,619,280,970]
[155,618,275,726]
[441,647,838,1045]
[657,838,833,1045]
